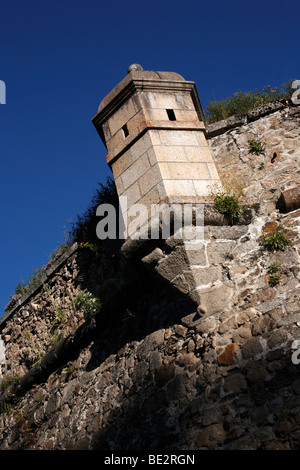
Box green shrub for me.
[204,81,293,124]
[268,274,281,287]
[72,289,102,320]
[44,284,66,330]
[214,194,242,221]
[0,375,20,414]
[267,262,281,287]
[249,139,265,155]
[48,330,64,349]
[0,375,20,393]
[7,178,119,308]
[79,241,99,255]
[0,401,16,414]
[267,262,281,274]
[69,177,119,244]
[260,225,291,251]
[14,282,28,296]
[209,181,245,223]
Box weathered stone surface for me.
[195,423,226,447]
[223,372,247,393]
[247,101,285,121]
[155,246,189,281]
[167,373,188,401]
[242,337,264,359]
[206,242,236,265]
[136,330,165,360]
[277,186,300,213]
[141,247,164,268]
[198,284,234,314]
[206,115,247,138]
[218,343,240,365]
[0,336,6,365]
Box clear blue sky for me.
[0,0,299,315]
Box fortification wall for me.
[0,102,300,450]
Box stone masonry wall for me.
[0,102,300,450]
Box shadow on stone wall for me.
[2,237,300,450]
[86,317,300,450]
[61,243,300,451]
[1,219,300,450]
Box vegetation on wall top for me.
[6,178,118,310]
[203,80,294,124]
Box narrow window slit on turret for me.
[166,109,176,121]
[122,124,129,137]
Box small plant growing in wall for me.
[260,224,291,251]
[267,262,281,286]
[0,375,20,393]
[203,81,294,123]
[24,331,41,366]
[0,375,20,414]
[48,330,65,349]
[268,273,281,287]
[79,241,99,256]
[72,289,102,320]
[209,181,245,223]
[65,362,78,379]
[43,284,67,329]
[249,139,265,156]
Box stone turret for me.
[92,65,220,227]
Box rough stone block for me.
[147,145,187,164]
[184,145,214,163]
[206,241,236,265]
[192,180,211,197]
[143,91,194,111]
[229,265,248,279]
[206,114,247,137]
[136,329,165,360]
[207,162,220,179]
[168,162,210,180]
[207,225,249,240]
[173,109,199,121]
[247,101,285,121]
[196,283,234,313]
[184,266,222,289]
[158,129,199,146]
[163,179,197,197]
[108,98,137,136]
[155,246,190,282]
[111,149,133,179]
[138,164,163,197]
[185,244,207,266]
[136,186,161,212]
[121,154,150,191]
[0,335,6,365]
[195,423,226,447]
[223,372,247,393]
[277,186,300,213]
[130,137,148,162]
[141,248,164,268]
[122,181,141,207]
[242,337,263,359]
